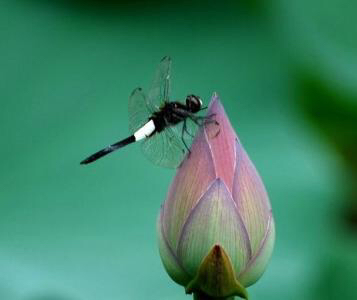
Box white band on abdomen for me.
[134,119,156,141]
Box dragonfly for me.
[80,56,218,168]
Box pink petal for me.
[157,207,191,285]
[204,93,237,192]
[176,179,251,277]
[238,215,275,287]
[162,125,216,250]
[232,139,272,256]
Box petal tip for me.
[208,92,221,110]
[212,91,220,99]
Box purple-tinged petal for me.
[176,179,251,277]
[232,139,272,256]
[204,94,237,192]
[238,215,275,287]
[157,207,191,286]
[162,127,216,250]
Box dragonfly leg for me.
[183,119,195,138]
[181,120,191,154]
[190,114,219,126]
[200,114,219,125]
[190,114,220,138]
[204,115,220,137]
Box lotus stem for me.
[193,292,235,300]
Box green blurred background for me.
[1,1,356,299]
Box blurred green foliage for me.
[0,0,356,299]
[297,70,357,172]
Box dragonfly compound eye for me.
[186,95,202,113]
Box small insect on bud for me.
[157,93,275,299]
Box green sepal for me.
[185,244,248,299]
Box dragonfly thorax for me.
[186,94,202,113]
[150,95,201,134]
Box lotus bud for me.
[157,93,275,299]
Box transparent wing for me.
[184,113,220,141]
[128,87,151,134]
[147,56,171,112]
[172,114,220,153]
[140,115,219,168]
[201,114,221,140]
[141,126,185,168]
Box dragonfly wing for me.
[147,56,171,111]
[128,87,152,134]
[141,126,185,168]
[183,114,220,144]
[140,115,219,168]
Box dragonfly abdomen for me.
[80,135,136,165]
[134,119,156,141]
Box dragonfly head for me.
[186,94,203,113]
